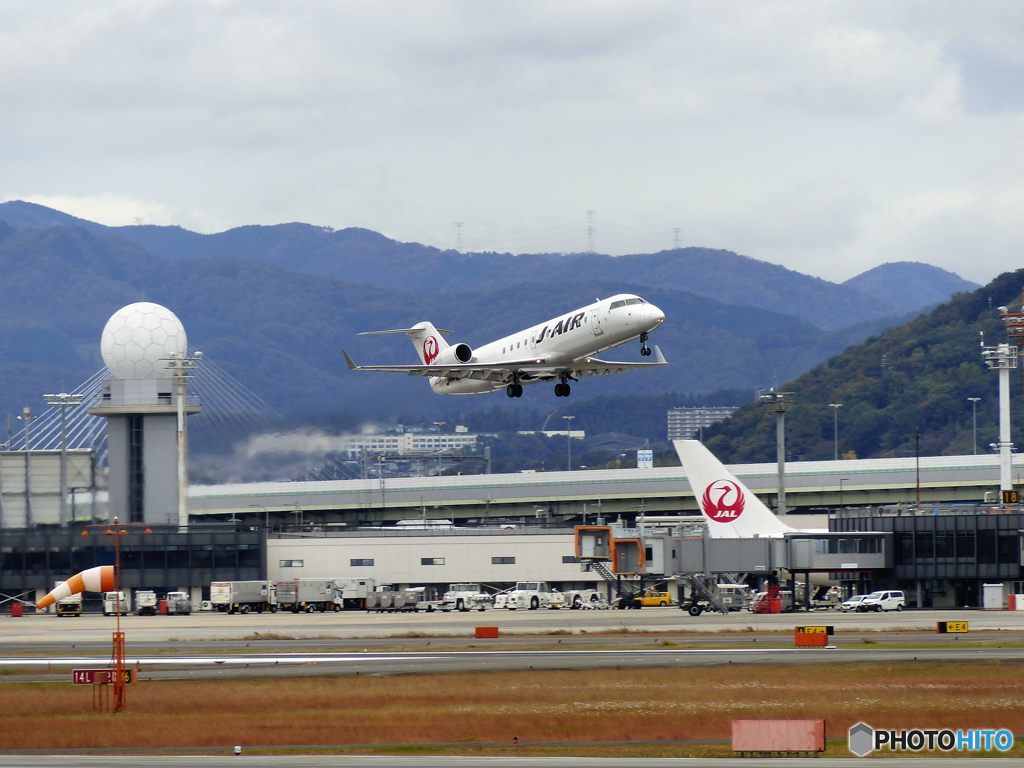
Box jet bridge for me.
[574,522,891,589]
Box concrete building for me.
[667,406,737,441]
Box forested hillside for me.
[703,269,1024,463]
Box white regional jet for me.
[674,439,827,538]
[343,293,666,398]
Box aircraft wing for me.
[572,345,667,376]
[343,350,554,383]
[343,345,666,383]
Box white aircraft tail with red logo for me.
[673,439,794,539]
[358,322,449,365]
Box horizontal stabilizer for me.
[358,327,451,336]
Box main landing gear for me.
[640,332,651,357]
[554,372,574,398]
[506,374,524,398]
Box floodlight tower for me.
[982,301,1024,501]
[43,392,84,526]
[759,388,791,514]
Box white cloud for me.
[1,1,1022,284]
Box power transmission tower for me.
[585,210,595,253]
[454,221,463,251]
[673,227,681,249]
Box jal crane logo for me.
[422,336,440,365]
[701,479,746,523]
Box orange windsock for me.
[36,565,115,609]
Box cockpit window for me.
[609,298,645,310]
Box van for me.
[859,590,905,612]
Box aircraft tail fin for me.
[673,439,793,539]
[359,322,450,365]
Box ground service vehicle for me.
[717,584,752,611]
[102,591,131,616]
[165,591,192,614]
[210,580,276,614]
[54,581,82,617]
[859,590,905,612]
[334,578,375,610]
[637,590,673,607]
[276,579,342,613]
[441,583,490,612]
[135,590,158,616]
[506,581,553,610]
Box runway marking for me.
[0,647,838,667]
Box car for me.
[858,590,906,612]
[841,594,867,612]
[637,590,673,607]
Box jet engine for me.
[432,343,473,365]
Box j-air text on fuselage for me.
[343,293,666,398]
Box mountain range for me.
[0,200,980,459]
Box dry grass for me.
[0,662,1022,752]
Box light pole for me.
[967,397,980,455]
[759,389,790,514]
[162,351,203,528]
[829,403,842,461]
[44,392,84,527]
[839,477,848,508]
[562,415,575,471]
[17,407,36,526]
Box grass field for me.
[1,660,1022,757]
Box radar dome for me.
[101,302,188,379]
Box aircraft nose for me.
[647,302,665,326]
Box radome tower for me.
[90,302,201,526]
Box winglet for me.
[653,345,666,364]
[342,349,359,370]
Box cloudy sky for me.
[3,2,1022,283]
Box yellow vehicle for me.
[637,590,673,607]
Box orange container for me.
[474,626,499,638]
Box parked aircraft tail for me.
[673,440,794,539]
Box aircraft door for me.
[590,306,604,336]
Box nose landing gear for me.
[640,332,651,357]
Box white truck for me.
[505,581,554,610]
[210,580,276,614]
[165,591,193,615]
[335,578,375,611]
[54,580,82,617]
[102,590,131,616]
[275,578,341,613]
[440,583,491,612]
[135,590,158,616]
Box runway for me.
[1,607,1022,680]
